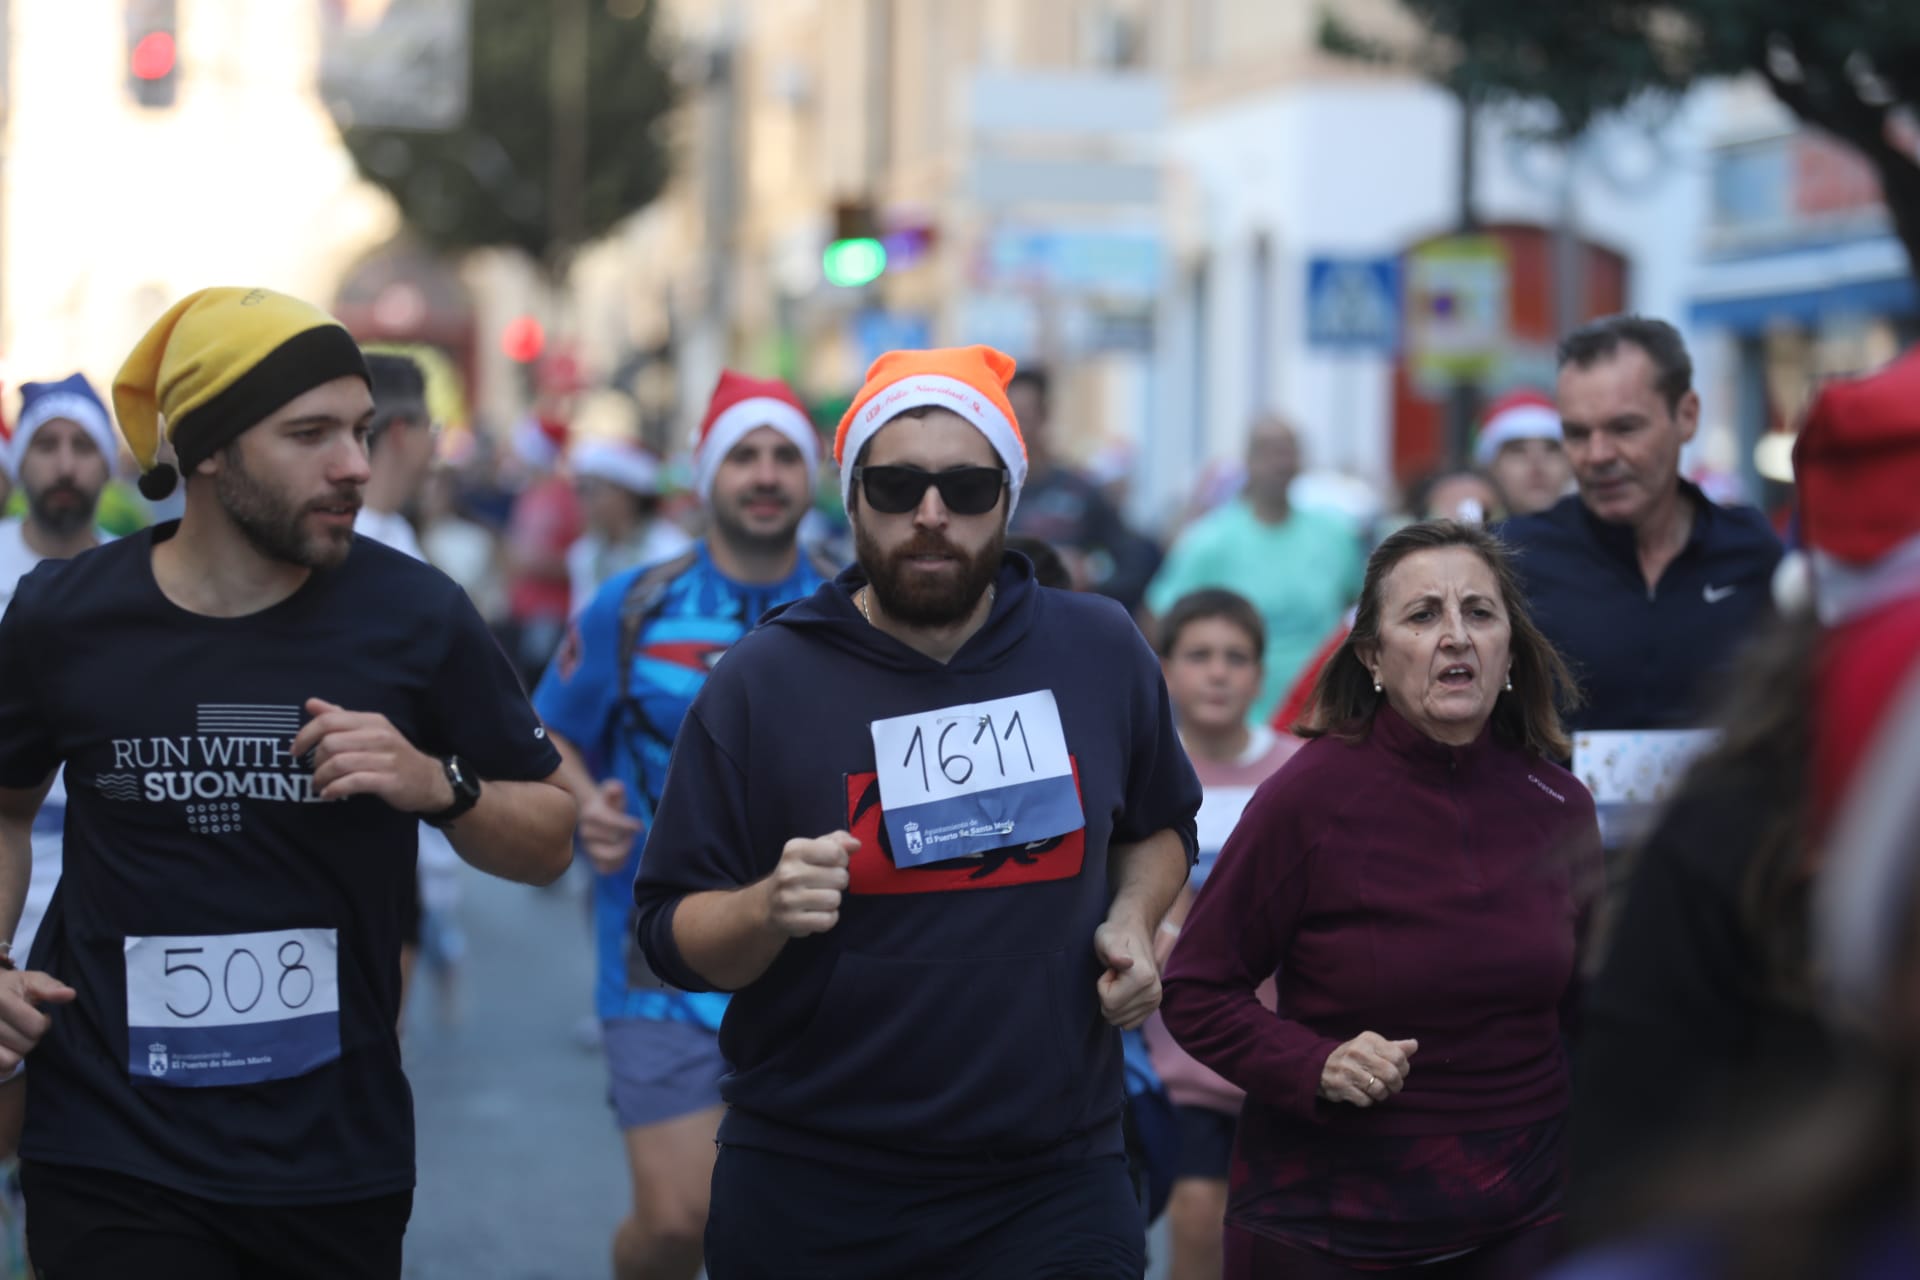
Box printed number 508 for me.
[161,942,316,1021]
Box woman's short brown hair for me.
[1295,520,1580,759]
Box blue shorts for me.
[603,1017,727,1131]
[1174,1105,1236,1181]
[705,1145,1144,1278]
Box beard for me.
[215,447,359,570]
[856,518,1005,627]
[25,480,99,537]
[708,485,806,556]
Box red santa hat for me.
[1472,389,1562,467]
[1794,350,1920,847]
[1794,348,1920,625]
[691,371,817,500]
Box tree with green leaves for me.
[1324,1,1920,284]
[339,0,676,281]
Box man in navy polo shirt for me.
[1501,315,1779,845]
[1502,315,1780,732]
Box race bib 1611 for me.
[869,690,1085,868]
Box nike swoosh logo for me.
[1703,584,1737,604]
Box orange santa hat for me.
[832,345,1027,518]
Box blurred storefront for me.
[1149,2,1710,525]
[565,0,1168,479]
[1688,85,1920,511]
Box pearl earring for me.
[1372,678,1383,694]
[1504,671,1514,691]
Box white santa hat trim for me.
[693,396,818,501]
[10,391,117,478]
[1473,403,1562,467]
[572,440,662,496]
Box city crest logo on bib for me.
[148,1043,170,1077]
[842,761,1086,896]
[93,704,327,833]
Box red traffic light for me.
[501,316,546,364]
[130,31,176,81]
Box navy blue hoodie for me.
[632,554,1201,1173]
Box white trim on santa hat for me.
[1815,656,1920,1019]
[694,396,818,500]
[1810,532,1920,627]
[9,391,117,478]
[572,440,663,496]
[837,374,1027,520]
[1473,403,1562,466]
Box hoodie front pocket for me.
[770,947,1086,1154]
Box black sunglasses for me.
[852,465,1007,516]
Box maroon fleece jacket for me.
[1161,704,1601,1137]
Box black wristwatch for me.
[425,755,482,828]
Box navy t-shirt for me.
[0,525,559,1204]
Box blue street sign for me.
[1306,257,1401,351]
[854,310,934,370]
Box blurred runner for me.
[631,345,1200,1279]
[418,466,506,625]
[354,354,469,1028]
[565,437,691,613]
[1142,588,1297,1280]
[1148,417,1365,722]
[1404,468,1503,526]
[1476,389,1572,517]
[0,375,118,973]
[534,371,831,1280]
[1005,367,1160,610]
[0,289,573,1279]
[504,414,583,681]
[1502,316,1781,737]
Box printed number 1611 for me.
[900,711,1035,790]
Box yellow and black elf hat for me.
[113,286,371,500]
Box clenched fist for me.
[0,969,76,1073]
[578,779,643,875]
[1319,1032,1419,1107]
[763,831,858,937]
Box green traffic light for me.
[823,238,887,287]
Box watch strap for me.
[425,755,481,828]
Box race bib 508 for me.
[125,927,341,1088]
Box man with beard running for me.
[632,345,1201,1278]
[534,370,834,1280]
[0,287,575,1278]
[0,375,118,968]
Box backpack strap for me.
[614,548,701,709]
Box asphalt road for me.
[402,865,626,1280]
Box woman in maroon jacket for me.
[1162,520,1602,1278]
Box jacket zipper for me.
[1450,754,1480,888]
